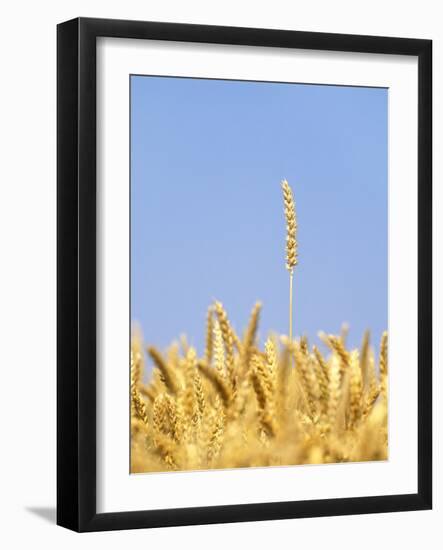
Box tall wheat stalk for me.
[281,179,297,343]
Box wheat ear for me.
[281,179,297,343]
[242,301,262,372]
[147,346,178,395]
[214,301,235,386]
[197,361,231,408]
[204,306,214,366]
[379,331,388,398]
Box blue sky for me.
[131,75,387,353]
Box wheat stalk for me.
[264,337,277,376]
[281,179,297,343]
[213,319,226,377]
[147,346,179,395]
[197,361,231,408]
[214,301,236,386]
[204,306,214,366]
[131,389,149,426]
[242,301,262,373]
[379,331,388,398]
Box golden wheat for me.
[281,179,297,271]
[131,307,388,473]
[281,179,297,348]
[214,301,236,386]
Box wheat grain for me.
[213,319,226,377]
[327,354,341,430]
[197,361,231,407]
[281,179,297,271]
[204,306,214,366]
[379,331,388,398]
[214,301,236,386]
[152,394,168,433]
[348,350,363,429]
[131,389,149,426]
[147,346,178,395]
[242,301,262,372]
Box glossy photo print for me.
[130,75,388,474]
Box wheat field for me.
[130,180,388,473]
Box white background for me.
[0,0,440,547]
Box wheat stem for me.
[289,269,293,343]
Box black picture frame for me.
[57,17,432,532]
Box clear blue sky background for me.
[131,75,387,354]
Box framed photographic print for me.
[57,17,432,532]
